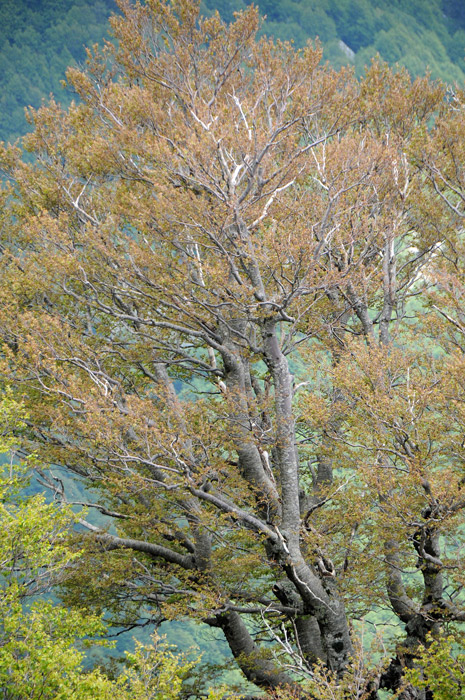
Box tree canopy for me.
[2,0,465,143]
[2,1,465,698]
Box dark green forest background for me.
[2,0,465,144]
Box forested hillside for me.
[2,0,465,143]
[0,0,115,142]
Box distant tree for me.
[2,2,465,698]
[443,0,465,28]
[327,0,379,51]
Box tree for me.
[0,392,225,699]
[1,1,465,697]
[0,392,115,699]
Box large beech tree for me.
[2,1,465,697]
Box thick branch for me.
[384,538,417,623]
[79,519,195,570]
[207,610,294,689]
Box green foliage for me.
[0,600,116,700]
[0,392,114,698]
[0,392,222,699]
[0,598,222,700]
[443,0,465,29]
[403,633,465,699]
[0,0,115,143]
[121,635,231,700]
